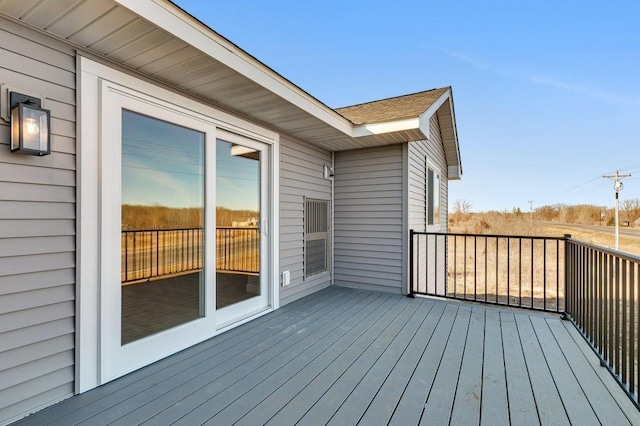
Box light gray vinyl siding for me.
[408,114,449,294]
[408,115,449,231]
[0,17,76,426]
[334,145,405,293]
[279,136,332,305]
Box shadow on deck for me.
[14,286,640,425]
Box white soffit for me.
[114,0,353,135]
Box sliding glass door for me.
[99,87,271,382]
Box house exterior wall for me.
[279,136,332,305]
[0,15,336,424]
[408,114,449,295]
[333,144,406,294]
[0,17,77,425]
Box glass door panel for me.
[216,139,262,310]
[121,110,205,345]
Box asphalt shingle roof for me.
[334,87,449,125]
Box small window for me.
[427,165,440,226]
[305,198,329,278]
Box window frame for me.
[426,159,442,230]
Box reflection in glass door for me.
[216,139,263,310]
[120,110,205,345]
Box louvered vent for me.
[305,199,329,278]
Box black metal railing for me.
[121,227,259,283]
[565,239,640,407]
[410,230,640,407]
[409,231,566,312]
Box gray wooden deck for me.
[15,286,640,425]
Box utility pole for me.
[603,170,632,250]
[528,200,534,225]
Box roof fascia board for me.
[418,89,450,129]
[114,0,353,136]
[418,89,462,179]
[352,117,421,138]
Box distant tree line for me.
[122,204,259,230]
[450,198,640,227]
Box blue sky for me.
[174,0,640,212]
[122,111,260,210]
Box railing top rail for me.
[567,237,640,263]
[411,230,567,241]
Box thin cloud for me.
[446,51,639,107]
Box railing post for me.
[562,234,572,320]
[408,229,415,298]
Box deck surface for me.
[15,286,640,425]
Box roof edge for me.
[418,88,462,179]
[116,0,354,135]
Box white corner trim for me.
[114,0,353,136]
[352,117,421,138]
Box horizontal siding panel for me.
[0,17,76,62]
[280,169,329,189]
[0,334,74,373]
[0,46,75,88]
[333,183,403,193]
[334,221,401,230]
[336,218,402,230]
[0,286,74,316]
[0,367,73,411]
[0,220,75,238]
[0,163,74,186]
[334,237,403,248]
[0,351,74,392]
[0,252,74,276]
[0,269,75,296]
[334,207,402,217]
[0,383,72,425]
[0,142,76,169]
[0,182,75,203]
[333,272,402,288]
[334,176,402,187]
[336,251,402,262]
[0,201,74,219]
[333,155,403,169]
[334,190,403,200]
[0,317,74,353]
[0,67,75,105]
[334,260,401,275]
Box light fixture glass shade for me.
[10,102,51,156]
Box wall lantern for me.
[10,92,51,156]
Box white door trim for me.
[76,55,280,392]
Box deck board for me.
[500,311,540,426]
[13,286,640,426]
[529,315,600,425]
[479,308,509,426]
[420,305,472,424]
[514,312,570,426]
[449,307,485,425]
